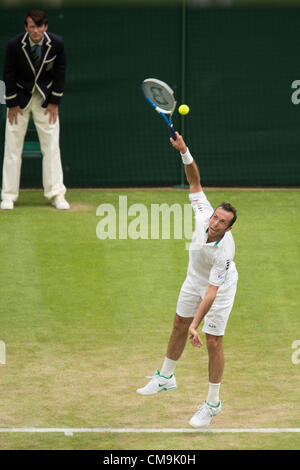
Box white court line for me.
[0,428,299,435]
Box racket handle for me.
[170,125,177,141]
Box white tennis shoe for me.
[136,370,177,395]
[189,400,222,428]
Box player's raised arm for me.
[170,132,202,193]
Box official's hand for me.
[8,106,23,125]
[170,132,187,154]
[45,103,58,124]
[189,325,203,348]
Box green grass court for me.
[0,188,299,450]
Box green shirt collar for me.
[205,228,222,246]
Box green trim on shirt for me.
[205,227,222,246]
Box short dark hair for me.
[216,202,237,227]
[24,10,48,27]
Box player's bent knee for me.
[205,334,223,351]
[173,313,193,332]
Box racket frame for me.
[142,78,177,140]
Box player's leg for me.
[189,334,224,428]
[162,285,202,373]
[206,334,224,385]
[136,284,201,396]
[166,314,193,361]
[189,282,237,427]
[159,314,193,377]
[136,314,192,396]
[1,107,30,208]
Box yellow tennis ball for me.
[178,104,190,115]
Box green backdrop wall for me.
[1,5,300,187]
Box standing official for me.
[1,9,69,210]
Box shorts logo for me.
[226,260,230,270]
[208,323,216,329]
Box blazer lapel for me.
[21,32,36,76]
[35,33,51,79]
[34,33,52,101]
[40,32,52,68]
[21,32,52,78]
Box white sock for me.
[206,382,221,406]
[160,357,177,377]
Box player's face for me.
[25,16,48,43]
[208,207,233,241]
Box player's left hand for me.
[189,325,203,348]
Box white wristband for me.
[180,148,193,165]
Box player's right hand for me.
[170,132,187,154]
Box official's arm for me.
[49,37,66,106]
[3,40,23,124]
[3,40,19,108]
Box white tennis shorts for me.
[176,278,238,336]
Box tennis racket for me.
[142,78,177,141]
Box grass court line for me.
[0,428,299,435]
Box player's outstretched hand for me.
[170,132,187,154]
[189,325,203,348]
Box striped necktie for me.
[31,44,41,71]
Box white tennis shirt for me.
[186,191,238,296]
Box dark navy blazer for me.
[3,31,66,109]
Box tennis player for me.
[137,132,238,428]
